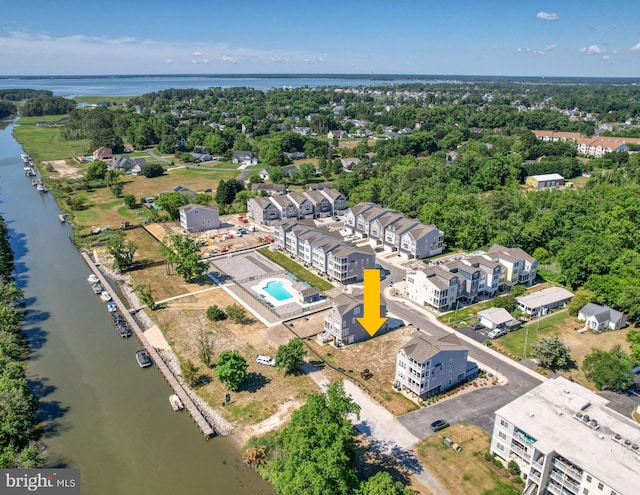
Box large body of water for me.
[0,119,274,494]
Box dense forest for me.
[0,216,41,468]
[49,81,640,321]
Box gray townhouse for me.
[268,194,298,220]
[302,190,333,218]
[404,265,460,312]
[247,196,280,226]
[345,202,444,259]
[394,332,477,400]
[179,204,220,232]
[462,255,502,297]
[446,261,481,303]
[319,188,347,215]
[287,192,315,219]
[320,290,387,346]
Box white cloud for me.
[192,51,202,56]
[164,59,173,64]
[536,11,559,21]
[516,48,523,53]
[632,43,640,51]
[602,55,610,60]
[580,44,605,55]
[517,47,545,56]
[221,55,235,63]
[546,44,557,51]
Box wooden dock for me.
[81,252,215,439]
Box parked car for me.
[256,355,276,366]
[470,323,484,331]
[488,328,508,339]
[430,419,450,432]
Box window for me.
[500,419,509,428]
[597,483,603,491]
[583,490,589,495]
[586,476,592,483]
[498,431,507,440]
[496,443,504,451]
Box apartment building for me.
[491,376,639,495]
[394,332,477,400]
[405,265,460,312]
[486,244,538,288]
[531,130,640,158]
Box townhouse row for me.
[404,244,538,312]
[272,220,376,285]
[344,202,444,259]
[247,188,347,225]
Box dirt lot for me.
[307,325,420,416]
[42,159,84,178]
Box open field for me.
[17,114,70,125]
[73,96,132,105]
[492,310,634,388]
[124,227,166,263]
[13,124,90,161]
[415,425,521,495]
[257,247,334,291]
[127,264,213,302]
[307,325,420,416]
[144,285,318,425]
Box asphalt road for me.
[375,257,545,438]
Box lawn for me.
[415,425,521,495]
[17,114,69,125]
[13,124,90,161]
[73,96,132,105]
[257,247,334,291]
[491,310,635,389]
[124,227,166,263]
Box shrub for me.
[206,305,227,321]
[508,460,520,476]
[484,452,493,462]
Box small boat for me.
[37,184,48,193]
[100,291,112,302]
[107,301,117,313]
[169,394,184,411]
[87,274,99,284]
[91,282,103,294]
[58,214,67,223]
[136,350,152,368]
[116,321,132,338]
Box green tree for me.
[110,181,124,198]
[493,294,516,310]
[66,193,87,211]
[510,285,527,297]
[225,304,247,324]
[180,359,200,387]
[299,162,316,183]
[85,160,108,181]
[123,194,137,209]
[193,193,213,206]
[531,336,572,370]
[268,166,285,184]
[155,192,185,220]
[215,179,245,207]
[215,350,248,391]
[357,472,412,495]
[276,338,307,375]
[582,345,634,390]
[163,234,208,282]
[532,247,550,264]
[135,284,155,310]
[206,305,227,321]
[568,288,597,317]
[106,232,137,273]
[143,163,164,178]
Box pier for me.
[81,252,215,439]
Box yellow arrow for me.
[357,268,388,337]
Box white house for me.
[394,332,477,400]
[232,150,258,165]
[577,303,627,331]
[477,307,514,330]
[516,286,574,316]
[179,204,220,232]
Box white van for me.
[256,355,276,366]
[488,328,507,339]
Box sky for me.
[1,0,640,77]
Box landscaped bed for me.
[257,247,334,291]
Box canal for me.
[0,120,274,494]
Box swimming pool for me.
[262,280,293,301]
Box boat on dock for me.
[91,282,103,294]
[88,274,100,284]
[107,301,117,313]
[21,153,31,163]
[115,320,132,338]
[58,214,68,223]
[100,291,112,302]
[37,183,48,193]
[136,350,152,368]
[169,394,184,411]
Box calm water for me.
[0,121,274,494]
[0,74,423,96]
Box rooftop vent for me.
[557,410,563,415]
[529,411,535,417]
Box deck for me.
[81,252,215,439]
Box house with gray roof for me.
[578,303,627,331]
[395,332,477,400]
[250,183,286,195]
[320,289,387,346]
[516,286,574,316]
[247,196,280,226]
[486,243,538,288]
[303,190,333,218]
[232,150,258,165]
[287,192,314,219]
[319,188,347,214]
[404,266,460,312]
[269,194,298,219]
[179,204,219,232]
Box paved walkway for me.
[154,285,221,305]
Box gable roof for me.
[179,203,219,215]
[477,307,513,325]
[399,332,465,363]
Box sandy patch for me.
[42,159,84,178]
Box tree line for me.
[0,216,41,468]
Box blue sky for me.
[2,0,640,77]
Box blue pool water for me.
[262,280,293,301]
